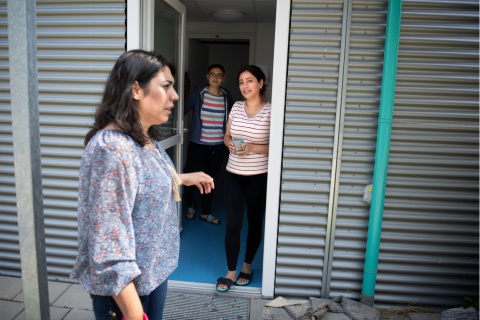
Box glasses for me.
[208,73,224,79]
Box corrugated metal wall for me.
[377,0,479,307]
[0,0,477,309]
[278,0,479,309]
[330,0,479,309]
[0,0,14,274]
[0,0,126,279]
[327,0,387,300]
[275,0,347,297]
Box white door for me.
[127,0,186,228]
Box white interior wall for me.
[206,42,249,101]
[186,21,275,101]
[254,22,276,101]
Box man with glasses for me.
[183,64,235,225]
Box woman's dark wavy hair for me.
[237,65,267,100]
[84,49,176,146]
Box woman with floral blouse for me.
[71,50,214,320]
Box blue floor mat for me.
[169,172,264,288]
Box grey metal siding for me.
[275,0,346,297]
[0,0,14,274]
[0,0,125,279]
[377,0,479,307]
[329,0,479,309]
[278,0,479,309]
[328,0,387,300]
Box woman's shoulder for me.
[232,101,244,108]
[230,101,244,114]
[87,129,137,154]
[262,102,272,113]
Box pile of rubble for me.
[261,296,479,320]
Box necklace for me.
[244,100,264,118]
[153,147,182,201]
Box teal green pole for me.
[360,0,402,307]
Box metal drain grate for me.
[163,291,250,320]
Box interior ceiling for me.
[178,0,277,23]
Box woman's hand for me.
[236,142,251,157]
[179,172,214,194]
[236,143,269,156]
[227,140,237,155]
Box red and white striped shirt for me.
[226,101,271,176]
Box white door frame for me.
[126,0,140,50]
[126,0,186,152]
[261,0,290,299]
[126,0,291,299]
[126,0,186,233]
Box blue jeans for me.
[91,280,168,320]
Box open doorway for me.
[187,39,250,101]
[159,0,277,292]
[171,38,267,288]
[182,38,250,167]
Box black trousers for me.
[224,171,268,271]
[183,142,226,215]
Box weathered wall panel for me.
[0,0,125,279]
[329,0,479,309]
[276,0,346,297]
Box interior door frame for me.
[126,0,186,227]
[261,0,290,299]
[126,0,186,145]
[130,0,185,149]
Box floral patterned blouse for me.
[70,129,179,296]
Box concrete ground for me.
[0,276,269,320]
[0,276,447,320]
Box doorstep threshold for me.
[169,280,263,299]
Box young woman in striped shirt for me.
[183,64,235,225]
[216,65,271,291]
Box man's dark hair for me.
[208,64,225,75]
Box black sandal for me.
[185,205,195,220]
[235,271,253,286]
[216,277,234,292]
[200,214,221,225]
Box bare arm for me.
[112,282,143,320]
